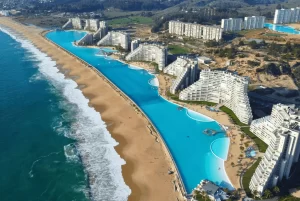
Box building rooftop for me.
[202,181,219,196]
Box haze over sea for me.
[0,28,130,201]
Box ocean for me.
[0,27,130,201]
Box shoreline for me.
[0,17,184,201]
[41,29,187,196]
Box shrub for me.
[243,157,262,197]
[241,127,268,153]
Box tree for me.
[231,162,235,167]
[239,40,244,46]
[264,56,269,61]
[263,189,273,198]
[205,40,219,47]
[249,40,258,49]
[223,188,229,193]
[276,4,282,9]
[253,190,258,198]
[273,186,280,194]
[285,41,292,51]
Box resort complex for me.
[221,16,265,32]
[179,70,253,124]
[97,31,130,51]
[125,43,167,70]
[249,104,300,195]
[169,20,223,41]
[62,18,109,45]
[18,7,300,201]
[274,7,300,24]
[163,56,199,94]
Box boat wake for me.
[0,26,131,201]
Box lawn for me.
[108,16,153,26]
[264,33,286,37]
[219,106,248,127]
[241,127,268,153]
[279,195,300,201]
[243,157,262,197]
[166,91,216,106]
[168,44,190,55]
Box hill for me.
[0,0,295,12]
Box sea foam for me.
[0,26,131,201]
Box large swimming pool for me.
[265,23,300,34]
[46,30,233,193]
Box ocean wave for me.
[0,26,131,201]
[64,143,80,163]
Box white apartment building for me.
[169,21,223,41]
[125,43,167,70]
[131,39,141,52]
[84,19,99,32]
[249,104,300,195]
[274,7,300,24]
[244,16,266,30]
[221,18,243,32]
[179,70,252,124]
[62,18,83,30]
[77,33,93,46]
[163,56,199,94]
[97,31,130,51]
[93,21,108,41]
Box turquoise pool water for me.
[186,109,215,122]
[46,30,233,193]
[264,23,300,34]
[211,138,230,160]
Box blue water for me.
[186,109,215,122]
[0,27,130,201]
[250,150,256,157]
[211,138,230,161]
[0,29,88,201]
[265,23,300,34]
[46,30,233,192]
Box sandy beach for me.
[0,17,183,201]
[288,23,300,30]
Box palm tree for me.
[263,189,273,198]
[253,190,258,197]
[273,186,280,194]
[223,188,229,193]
